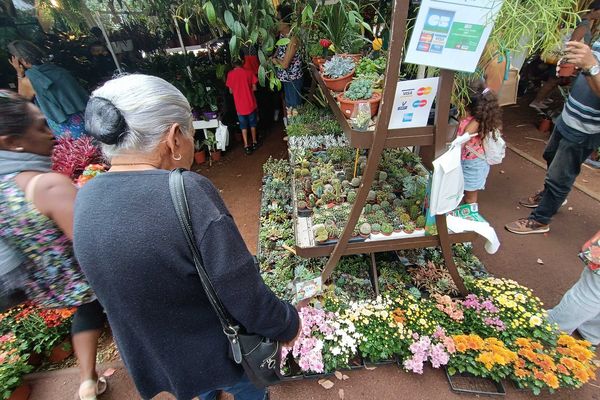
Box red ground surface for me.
[24,107,600,399]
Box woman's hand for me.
[9,56,25,77]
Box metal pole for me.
[94,12,122,74]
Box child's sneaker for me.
[505,218,549,235]
[529,101,549,113]
[244,147,253,155]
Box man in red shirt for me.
[226,58,259,155]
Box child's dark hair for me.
[277,4,294,23]
[0,90,33,137]
[466,81,502,140]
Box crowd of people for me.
[0,4,599,400]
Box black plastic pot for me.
[445,367,506,396]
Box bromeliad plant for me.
[51,135,103,181]
[294,0,371,56]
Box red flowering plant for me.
[51,135,104,181]
[319,38,332,57]
[0,332,32,400]
[4,303,76,355]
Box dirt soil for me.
[24,115,600,399]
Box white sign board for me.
[388,77,439,129]
[404,0,504,73]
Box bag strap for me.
[168,169,244,363]
[465,144,486,160]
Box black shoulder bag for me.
[168,169,282,388]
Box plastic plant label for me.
[294,276,323,303]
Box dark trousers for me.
[530,128,595,224]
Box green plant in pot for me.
[194,139,207,165]
[202,131,220,166]
[381,222,393,236]
[321,55,355,92]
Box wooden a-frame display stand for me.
[295,0,477,296]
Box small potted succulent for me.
[338,78,381,118]
[403,221,416,235]
[359,222,372,238]
[381,223,393,236]
[321,56,356,92]
[313,224,329,244]
[415,215,426,233]
[371,223,381,235]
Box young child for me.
[457,81,502,204]
[226,57,259,155]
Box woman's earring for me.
[172,153,182,161]
[14,147,24,152]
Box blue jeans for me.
[530,128,595,224]
[238,112,257,130]
[547,267,600,345]
[199,375,267,400]
[282,78,303,108]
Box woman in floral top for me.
[548,230,600,345]
[273,4,304,118]
[0,91,106,400]
[457,81,502,205]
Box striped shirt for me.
[556,40,600,148]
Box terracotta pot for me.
[337,92,382,119]
[8,384,31,400]
[311,56,327,69]
[558,63,576,77]
[210,150,222,162]
[339,53,362,64]
[538,118,552,133]
[49,338,73,363]
[322,70,355,92]
[194,151,207,164]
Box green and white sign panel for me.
[404,0,504,73]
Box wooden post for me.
[321,0,408,281]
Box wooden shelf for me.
[293,207,477,258]
[311,66,438,149]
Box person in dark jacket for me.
[8,40,89,138]
[73,74,300,400]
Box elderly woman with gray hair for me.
[73,74,300,400]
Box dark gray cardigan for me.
[73,170,299,400]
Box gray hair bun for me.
[85,97,128,145]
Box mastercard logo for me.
[412,99,428,108]
[417,87,432,96]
